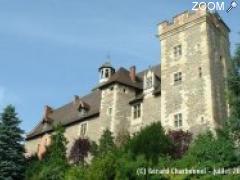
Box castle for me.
[25,7,231,158]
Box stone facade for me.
[158,8,230,135]
[25,8,231,157]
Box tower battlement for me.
[158,7,208,35]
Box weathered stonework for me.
[158,8,230,136]
[25,7,231,157]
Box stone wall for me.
[25,116,102,158]
[158,9,230,136]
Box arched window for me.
[105,69,109,78]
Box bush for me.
[128,122,173,164]
[69,138,91,165]
[176,130,238,170]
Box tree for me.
[178,130,238,169]
[98,129,115,157]
[115,129,130,148]
[0,105,25,180]
[128,122,173,165]
[168,130,192,159]
[227,40,240,147]
[37,124,69,180]
[69,138,91,165]
[85,152,117,180]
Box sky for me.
[0,0,239,133]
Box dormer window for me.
[76,100,90,116]
[146,76,153,89]
[79,108,87,116]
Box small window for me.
[174,72,182,84]
[174,113,182,128]
[174,45,182,57]
[123,88,126,93]
[133,104,141,119]
[101,70,104,78]
[80,123,87,137]
[198,67,202,78]
[107,107,112,116]
[79,108,87,116]
[105,69,109,78]
[146,76,153,89]
[110,86,114,91]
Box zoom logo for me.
[192,1,225,11]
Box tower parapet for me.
[158,7,208,36]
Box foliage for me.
[177,130,237,170]
[128,122,173,164]
[168,130,192,159]
[26,124,69,180]
[0,105,25,180]
[115,129,130,148]
[89,140,98,157]
[69,138,90,165]
[227,41,240,148]
[64,166,86,180]
[97,129,116,157]
[85,151,117,180]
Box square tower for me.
[157,8,231,135]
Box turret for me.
[99,62,115,83]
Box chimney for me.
[130,66,136,82]
[73,95,80,104]
[43,105,53,121]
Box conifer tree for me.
[98,129,115,157]
[0,105,25,180]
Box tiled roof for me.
[96,67,143,90]
[26,64,161,140]
[26,90,101,140]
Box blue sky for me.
[0,0,239,133]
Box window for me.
[146,76,153,89]
[198,67,202,78]
[133,104,141,119]
[79,108,87,116]
[174,113,182,128]
[174,45,182,57]
[80,123,87,137]
[105,69,109,78]
[110,86,114,91]
[174,72,182,84]
[107,107,112,116]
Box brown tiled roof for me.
[96,67,143,90]
[26,90,101,140]
[26,64,161,140]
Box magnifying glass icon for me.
[227,1,238,13]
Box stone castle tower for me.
[158,8,231,134]
[25,7,232,158]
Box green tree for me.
[128,122,173,165]
[177,130,237,169]
[36,124,69,180]
[85,152,117,180]
[97,129,115,157]
[0,105,25,180]
[227,41,240,147]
